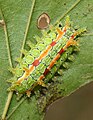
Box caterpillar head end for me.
[77,27,87,36]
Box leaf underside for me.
[0,0,93,120]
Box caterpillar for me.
[8,16,86,97]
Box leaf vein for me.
[20,0,36,58]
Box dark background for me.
[45,82,93,120]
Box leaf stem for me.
[0,9,14,120]
[20,0,36,58]
[54,0,81,26]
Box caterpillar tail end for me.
[7,79,18,92]
[8,67,16,75]
[7,84,16,92]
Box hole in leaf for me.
[37,13,50,29]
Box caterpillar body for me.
[8,16,86,97]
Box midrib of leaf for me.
[5,0,82,119]
[1,0,36,119]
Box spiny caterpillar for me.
[8,16,86,97]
